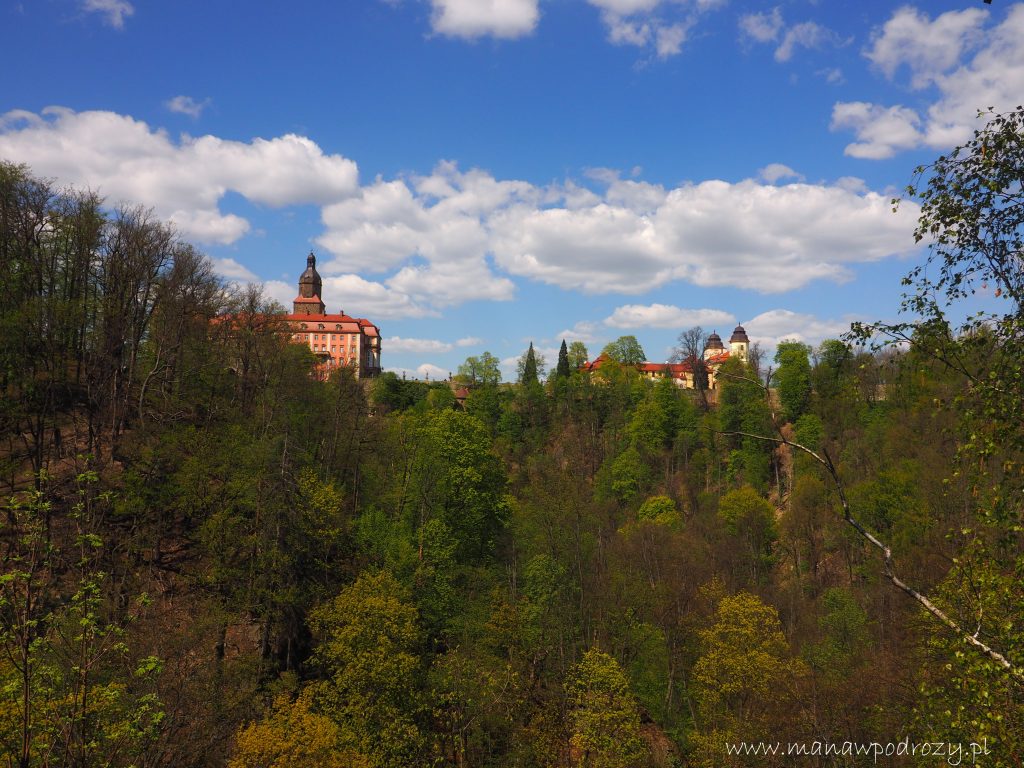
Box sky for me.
[1,0,1021,380]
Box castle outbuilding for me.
[581,324,752,390]
[285,252,381,378]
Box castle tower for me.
[703,331,725,361]
[294,252,325,315]
[729,324,749,362]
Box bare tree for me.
[672,326,710,407]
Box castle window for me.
[318,324,325,330]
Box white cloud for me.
[0,107,359,244]
[740,9,842,62]
[430,0,539,39]
[385,337,457,354]
[553,321,604,346]
[759,163,803,184]
[864,6,988,89]
[0,107,924,315]
[744,309,857,350]
[830,102,923,159]
[384,335,485,354]
[321,275,436,319]
[739,7,782,43]
[605,304,735,329]
[211,258,259,282]
[82,0,133,29]
[165,95,210,118]
[774,21,838,62]
[490,178,918,294]
[655,22,692,58]
[834,6,1024,158]
[417,363,450,380]
[834,176,868,194]
[589,0,719,59]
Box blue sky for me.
[2,0,1020,379]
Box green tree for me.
[691,592,804,763]
[717,487,777,584]
[565,649,648,768]
[228,691,371,768]
[456,351,502,386]
[309,570,423,767]
[556,339,571,379]
[601,335,646,365]
[773,340,812,423]
[519,342,541,386]
[567,340,589,369]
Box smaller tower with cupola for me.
[729,325,749,362]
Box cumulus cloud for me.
[0,107,358,244]
[589,0,718,59]
[739,7,782,43]
[743,309,858,350]
[740,9,842,62]
[833,5,1024,158]
[605,304,735,329]
[774,21,839,62]
[82,0,133,29]
[0,107,923,316]
[165,95,211,118]
[211,257,259,282]
[830,102,923,159]
[489,177,918,294]
[430,0,539,39]
[385,335,484,354]
[864,6,988,88]
[759,163,803,184]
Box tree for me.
[672,327,709,398]
[773,340,812,423]
[847,106,1024,689]
[518,343,543,386]
[567,341,589,369]
[556,339,571,379]
[228,691,371,768]
[601,335,646,365]
[456,351,502,386]
[690,592,805,765]
[309,570,424,767]
[565,649,648,768]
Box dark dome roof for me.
[298,252,323,298]
[706,332,724,349]
[729,325,749,343]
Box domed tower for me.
[294,252,325,315]
[729,324,750,362]
[703,331,725,361]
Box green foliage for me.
[567,340,589,369]
[636,495,679,526]
[228,690,371,768]
[0,481,163,768]
[309,571,423,767]
[601,335,646,365]
[717,487,777,583]
[456,351,502,386]
[566,649,649,768]
[692,592,802,725]
[556,339,571,379]
[774,340,812,423]
[519,342,541,386]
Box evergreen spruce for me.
[556,339,570,379]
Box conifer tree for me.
[521,342,539,386]
[556,339,570,379]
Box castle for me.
[286,253,382,378]
[582,326,750,389]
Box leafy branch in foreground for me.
[715,367,1023,682]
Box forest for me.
[1,108,1022,767]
